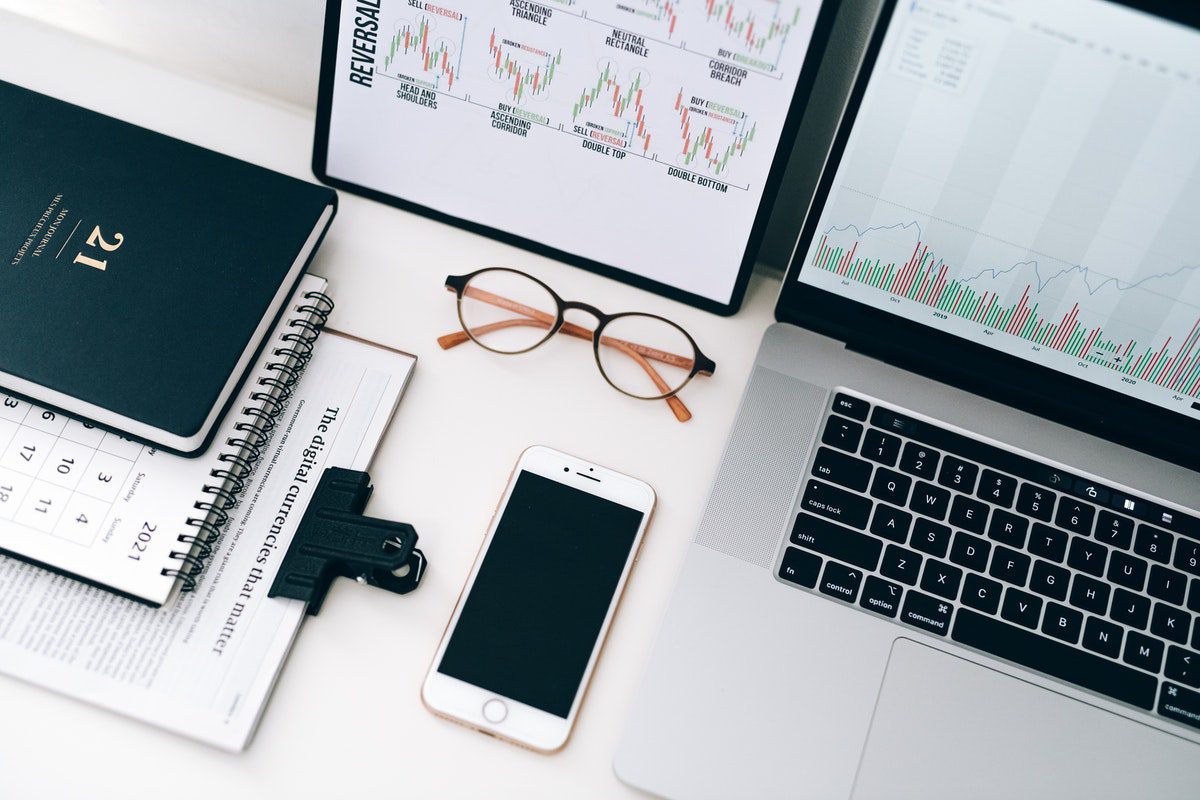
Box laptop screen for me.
[795,0,1200,421]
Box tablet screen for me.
[319,0,826,310]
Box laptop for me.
[615,0,1200,797]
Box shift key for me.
[801,479,872,529]
[791,513,882,571]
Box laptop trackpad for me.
[851,638,1200,800]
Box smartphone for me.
[422,445,655,752]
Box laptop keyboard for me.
[778,390,1200,734]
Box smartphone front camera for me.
[564,467,570,472]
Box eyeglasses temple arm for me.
[436,316,692,421]
[442,286,703,418]
[437,317,552,350]
[437,318,690,419]
[462,285,700,372]
[607,340,692,422]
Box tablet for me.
[315,0,836,314]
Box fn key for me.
[779,547,821,588]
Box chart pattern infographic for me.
[798,0,1200,417]
[571,59,653,153]
[674,88,756,175]
[326,0,822,305]
[701,0,803,71]
[487,30,563,103]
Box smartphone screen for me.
[437,470,645,719]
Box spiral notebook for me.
[0,301,415,750]
[0,274,337,606]
[1,80,337,456]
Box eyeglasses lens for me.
[596,314,696,399]
[459,270,559,354]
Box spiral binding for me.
[162,290,334,591]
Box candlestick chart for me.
[487,30,562,103]
[625,0,680,38]
[701,0,802,69]
[810,223,1200,399]
[384,12,465,90]
[571,61,653,154]
[674,89,756,175]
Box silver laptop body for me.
[615,1,1200,797]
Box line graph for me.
[810,221,1200,397]
[958,258,1200,305]
[828,220,1200,305]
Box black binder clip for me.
[269,467,427,615]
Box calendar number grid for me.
[0,396,140,547]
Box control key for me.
[819,560,863,603]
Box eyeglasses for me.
[437,268,716,422]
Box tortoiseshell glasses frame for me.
[437,268,716,422]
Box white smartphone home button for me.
[482,698,508,723]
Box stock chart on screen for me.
[799,0,1200,418]
[325,1,821,306]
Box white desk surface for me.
[0,14,785,799]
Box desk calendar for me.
[0,400,143,547]
[0,275,332,605]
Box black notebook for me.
[0,80,336,455]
